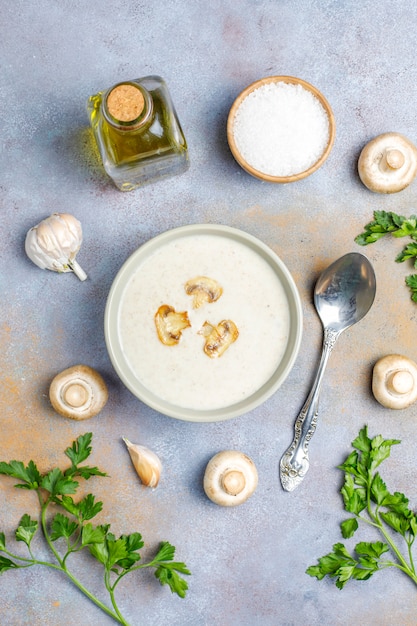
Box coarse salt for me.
[232,81,330,177]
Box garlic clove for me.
[123,438,162,488]
[25,213,87,281]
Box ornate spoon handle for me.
[279,327,340,492]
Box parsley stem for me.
[367,498,417,585]
[104,569,129,625]
[39,493,129,625]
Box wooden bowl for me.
[227,76,336,183]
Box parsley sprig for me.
[0,433,190,625]
[355,210,417,301]
[306,426,417,588]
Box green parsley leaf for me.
[355,541,389,560]
[351,425,371,453]
[58,493,103,522]
[0,459,41,489]
[41,468,79,496]
[113,533,144,569]
[340,517,358,539]
[405,274,417,301]
[78,493,103,521]
[383,490,410,515]
[88,541,109,566]
[355,212,417,302]
[154,564,189,598]
[15,514,38,547]
[106,536,129,568]
[396,242,417,264]
[59,495,80,517]
[340,474,366,515]
[64,432,95,468]
[379,511,410,536]
[0,555,19,573]
[307,427,417,589]
[50,513,78,541]
[69,465,107,480]
[0,432,191,623]
[370,473,389,505]
[153,541,176,563]
[151,542,191,597]
[81,522,109,546]
[354,210,404,245]
[123,532,144,553]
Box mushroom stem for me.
[62,382,89,408]
[69,259,87,281]
[385,148,405,170]
[221,470,245,496]
[387,370,414,395]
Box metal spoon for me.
[279,252,376,492]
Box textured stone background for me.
[1,1,417,625]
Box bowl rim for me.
[104,223,303,422]
[227,75,336,183]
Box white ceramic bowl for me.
[104,224,303,422]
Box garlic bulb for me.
[123,438,162,488]
[25,213,87,281]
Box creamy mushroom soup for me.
[118,234,290,410]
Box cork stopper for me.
[106,84,145,123]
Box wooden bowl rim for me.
[226,75,336,183]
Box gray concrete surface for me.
[1,1,417,625]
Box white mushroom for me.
[358,132,417,193]
[203,450,258,506]
[372,354,417,409]
[49,364,108,419]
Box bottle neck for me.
[103,81,153,131]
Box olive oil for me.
[87,76,189,191]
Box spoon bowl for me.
[280,252,376,492]
[314,252,376,332]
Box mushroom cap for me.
[372,354,417,409]
[49,364,108,420]
[203,450,258,506]
[358,132,417,193]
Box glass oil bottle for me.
[87,76,189,191]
